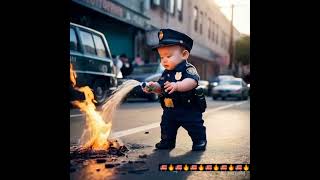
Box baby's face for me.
[157,45,185,70]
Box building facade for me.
[70,0,241,80]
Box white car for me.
[212,78,250,100]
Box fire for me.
[198,164,204,171]
[214,164,219,171]
[183,164,189,171]
[70,63,112,151]
[244,164,249,171]
[70,63,140,151]
[168,164,174,171]
[229,164,234,171]
[70,63,77,87]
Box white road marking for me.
[70,114,84,118]
[109,101,248,138]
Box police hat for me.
[152,29,193,52]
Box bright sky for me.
[214,0,250,35]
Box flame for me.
[214,164,219,171]
[199,164,204,171]
[169,164,174,171]
[70,63,77,87]
[229,164,234,171]
[70,63,141,151]
[183,164,189,171]
[70,63,112,151]
[244,164,249,171]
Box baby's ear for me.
[182,50,190,59]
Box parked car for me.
[208,75,235,96]
[211,78,249,100]
[198,80,210,96]
[124,63,165,101]
[70,22,117,105]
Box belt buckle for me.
[164,98,174,108]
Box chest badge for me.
[175,72,182,80]
[164,98,174,108]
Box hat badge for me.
[159,31,164,40]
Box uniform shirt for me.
[158,60,200,99]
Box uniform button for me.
[188,100,190,103]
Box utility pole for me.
[228,4,234,72]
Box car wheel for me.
[239,93,245,101]
[222,97,226,100]
[212,96,218,100]
[93,79,108,105]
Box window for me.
[194,7,198,32]
[212,21,215,42]
[79,30,96,55]
[70,28,78,52]
[208,18,211,39]
[93,34,107,58]
[221,32,225,48]
[169,0,175,14]
[177,0,183,21]
[225,34,229,50]
[216,25,219,44]
[200,11,203,34]
[220,80,241,86]
[152,0,160,6]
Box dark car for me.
[70,23,117,105]
[211,78,249,100]
[125,63,165,101]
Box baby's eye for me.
[167,55,172,58]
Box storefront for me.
[71,0,150,60]
[189,43,220,81]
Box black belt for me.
[160,96,196,108]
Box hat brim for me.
[151,43,181,51]
[151,39,188,51]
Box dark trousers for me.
[160,108,207,143]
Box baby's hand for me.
[142,81,158,93]
[164,81,178,94]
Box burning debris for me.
[70,141,129,159]
[96,159,107,163]
[70,63,140,153]
[138,154,148,158]
[70,64,152,176]
[105,163,121,168]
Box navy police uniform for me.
[153,29,207,151]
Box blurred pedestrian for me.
[133,54,144,66]
[119,53,133,77]
[112,55,123,78]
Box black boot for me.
[155,140,175,149]
[192,140,207,151]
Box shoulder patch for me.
[186,66,198,76]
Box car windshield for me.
[131,64,163,75]
[219,76,233,80]
[220,80,241,86]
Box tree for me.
[235,36,250,65]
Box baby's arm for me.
[164,78,197,94]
